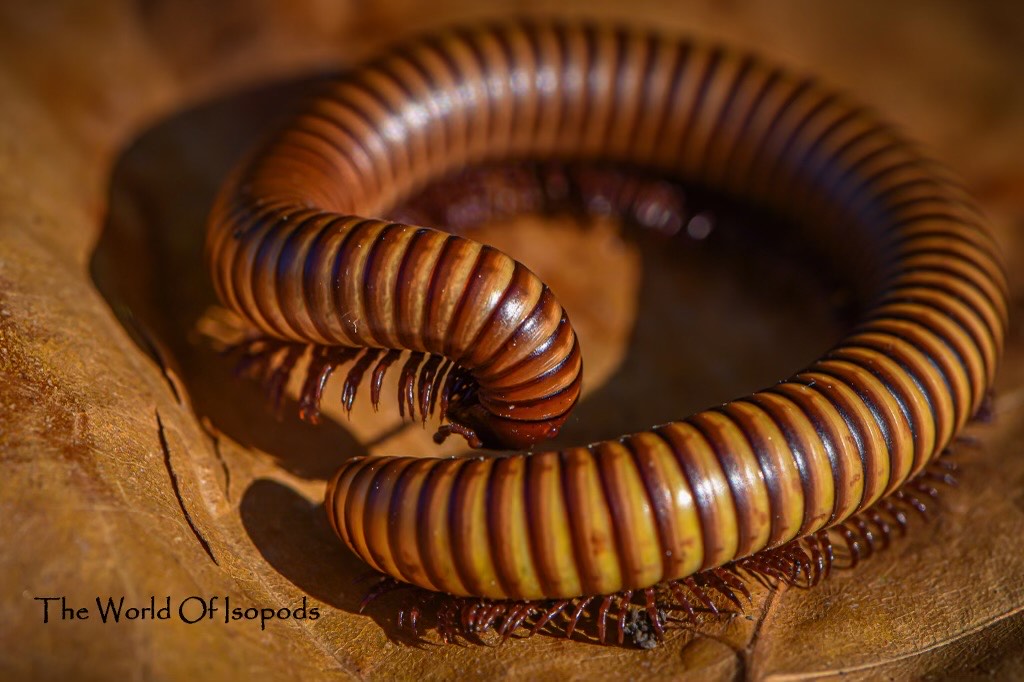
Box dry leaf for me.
[2,1,1022,679]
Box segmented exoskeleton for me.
[207,20,1008,643]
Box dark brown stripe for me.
[767,384,849,525]
[717,403,787,547]
[524,452,566,596]
[620,435,676,579]
[653,424,730,568]
[742,394,823,536]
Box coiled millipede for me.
[206,21,1009,645]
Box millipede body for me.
[206,21,1008,626]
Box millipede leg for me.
[341,349,382,414]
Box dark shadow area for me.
[237,479,410,636]
[549,195,853,448]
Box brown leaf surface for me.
[2,1,1023,680]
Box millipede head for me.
[437,398,569,450]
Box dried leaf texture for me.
[1,1,1023,680]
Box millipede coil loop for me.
[206,20,1008,640]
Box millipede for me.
[205,20,1009,646]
